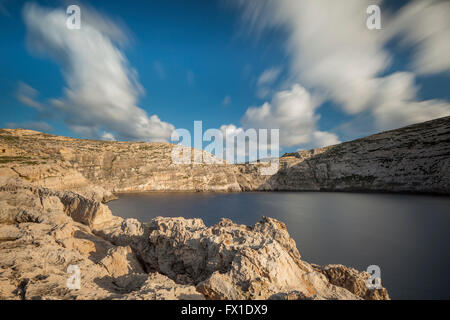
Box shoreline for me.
[110,188,450,198]
[1,116,449,300]
[0,182,390,300]
[1,116,450,197]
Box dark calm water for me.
[108,192,450,300]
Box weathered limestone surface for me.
[0,184,389,300]
[239,116,450,194]
[0,184,204,300]
[0,129,241,196]
[1,116,449,195]
[1,117,446,300]
[312,264,389,300]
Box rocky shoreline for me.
[2,116,449,300]
[0,183,389,300]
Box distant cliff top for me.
[1,115,450,195]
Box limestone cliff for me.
[255,116,450,194]
[1,116,449,196]
[0,129,241,197]
[0,116,448,300]
[236,116,450,194]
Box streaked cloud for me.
[222,95,231,106]
[22,3,174,142]
[256,67,282,99]
[372,72,450,130]
[6,120,52,132]
[233,0,450,141]
[257,67,281,86]
[16,81,43,110]
[386,0,450,75]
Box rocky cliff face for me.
[1,116,449,195]
[0,183,389,300]
[1,117,448,300]
[0,129,241,197]
[233,116,450,194]
[255,116,450,194]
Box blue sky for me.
[0,0,449,155]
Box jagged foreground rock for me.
[2,117,446,300]
[0,184,389,300]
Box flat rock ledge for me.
[0,183,389,300]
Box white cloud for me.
[219,124,248,162]
[234,0,450,136]
[242,84,339,148]
[386,0,450,75]
[6,121,52,132]
[236,0,388,114]
[218,85,339,160]
[101,132,116,141]
[372,72,450,130]
[256,67,282,99]
[22,3,174,142]
[219,123,279,163]
[257,67,281,86]
[311,131,341,148]
[16,81,43,110]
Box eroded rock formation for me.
[0,129,241,196]
[1,116,449,195]
[238,116,450,194]
[2,117,446,300]
[0,183,388,300]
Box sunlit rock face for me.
[0,128,242,197]
[249,116,450,194]
[1,116,448,300]
[1,116,449,197]
[0,184,389,300]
